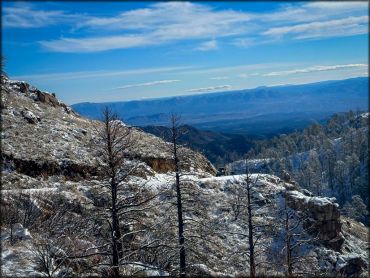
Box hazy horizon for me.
[70,75,367,105]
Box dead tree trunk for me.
[245,160,256,278]
[102,108,124,277]
[170,114,186,277]
[284,199,293,278]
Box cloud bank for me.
[113,80,180,90]
[4,2,367,52]
[263,64,368,76]
[186,85,232,93]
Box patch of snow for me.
[287,190,338,207]
[21,110,38,124]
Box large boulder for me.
[36,90,60,107]
[286,190,344,251]
[21,110,39,124]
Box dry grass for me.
[341,216,368,242]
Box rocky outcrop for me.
[36,90,59,106]
[286,190,344,251]
[142,157,175,173]
[3,77,73,113]
[2,153,99,181]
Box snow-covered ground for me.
[1,76,368,277]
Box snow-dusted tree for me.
[245,165,257,277]
[94,107,157,277]
[168,113,187,277]
[345,154,360,196]
[1,192,22,245]
[150,114,221,276]
[23,191,102,277]
[268,192,317,277]
[1,191,41,245]
[343,195,368,223]
[306,150,322,196]
[227,158,274,277]
[334,160,349,204]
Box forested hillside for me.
[244,111,368,223]
[141,125,254,166]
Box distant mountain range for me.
[72,77,368,136]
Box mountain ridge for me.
[72,77,368,135]
[72,76,366,106]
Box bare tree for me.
[145,114,221,276]
[268,191,317,277]
[228,178,247,221]
[245,160,257,278]
[94,107,158,277]
[227,157,276,277]
[26,191,103,277]
[1,192,22,245]
[169,114,186,277]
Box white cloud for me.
[197,40,218,51]
[182,63,281,75]
[2,5,85,28]
[231,38,256,48]
[263,64,368,76]
[40,35,152,52]
[210,76,229,80]
[186,85,232,93]
[5,1,368,52]
[263,16,368,40]
[303,2,368,13]
[261,2,367,23]
[238,72,261,78]
[12,66,193,81]
[81,2,251,35]
[40,2,252,52]
[113,80,180,90]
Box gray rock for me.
[21,110,38,124]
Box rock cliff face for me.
[286,190,344,251]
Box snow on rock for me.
[110,119,126,127]
[286,190,344,251]
[335,254,367,277]
[1,242,44,277]
[122,262,169,276]
[226,158,271,174]
[13,223,33,241]
[21,110,39,124]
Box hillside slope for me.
[1,77,216,180]
[1,76,368,277]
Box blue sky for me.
[2,1,368,104]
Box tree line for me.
[247,110,368,224]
